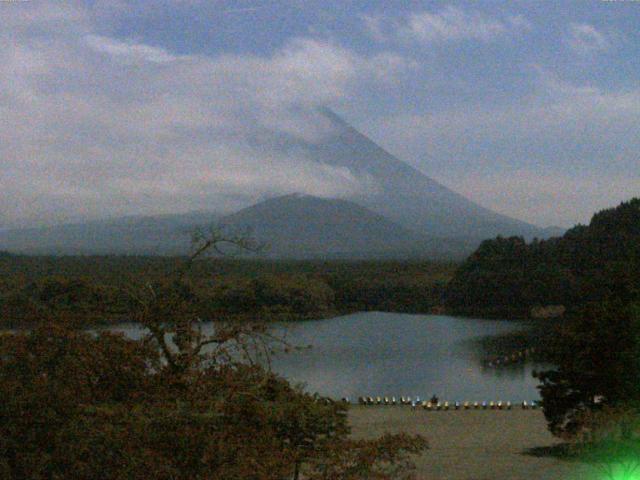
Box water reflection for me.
[268,312,550,401]
[104,311,551,401]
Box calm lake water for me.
[109,312,548,402]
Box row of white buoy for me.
[485,348,536,368]
[355,397,540,410]
[356,396,416,406]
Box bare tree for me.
[130,227,276,375]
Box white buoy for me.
[522,401,528,410]
[454,401,460,410]
[482,401,488,409]
[473,401,480,409]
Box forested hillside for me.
[0,256,454,328]
[446,199,640,318]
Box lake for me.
[110,312,549,402]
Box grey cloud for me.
[1,3,407,226]
[368,69,640,227]
[451,171,640,228]
[565,23,613,56]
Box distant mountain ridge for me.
[0,211,222,255]
[0,109,562,258]
[217,194,475,259]
[0,196,477,258]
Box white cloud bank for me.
[0,2,411,226]
[1,1,637,230]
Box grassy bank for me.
[348,406,594,480]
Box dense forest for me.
[446,198,640,319]
[0,255,454,328]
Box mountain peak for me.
[284,108,548,240]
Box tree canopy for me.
[536,301,640,437]
[446,198,640,318]
[0,233,427,479]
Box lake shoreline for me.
[0,306,520,329]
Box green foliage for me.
[446,198,640,318]
[209,274,335,320]
[537,302,640,437]
[325,261,452,313]
[0,256,456,327]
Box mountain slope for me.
[268,108,553,240]
[0,196,477,258]
[218,194,474,259]
[0,109,561,257]
[0,211,221,255]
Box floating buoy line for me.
[483,347,537,368]
[331,397,541,410]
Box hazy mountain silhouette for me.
[0,196,477,258]
[217,194,475,259]
[266,108,552,240]
[0,212,221,255]
[0,109,563,257]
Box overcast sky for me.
[2,0,639,228]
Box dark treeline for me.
[446,198,640,319]
[0,256,455,327]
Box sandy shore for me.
[348,406,595,480]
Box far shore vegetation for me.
[0,255,455,329]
